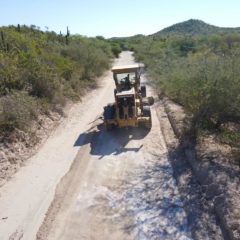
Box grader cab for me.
[103,64,154,130]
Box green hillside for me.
[151,19,240,37]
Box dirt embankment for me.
[0,112,62,187]
[0,85,101,188]
[160,97,240,240]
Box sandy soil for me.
[0,111,62,188]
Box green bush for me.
[0,91,38,131]
[131,34,240,131]
[0,25,115,134]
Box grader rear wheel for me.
[141,85,146,97]
[142,106,152,129]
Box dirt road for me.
[36,52,192,240]
[0,52,192,240]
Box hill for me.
[152,19,240,37]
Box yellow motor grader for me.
[103,64,154,130]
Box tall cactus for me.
[67,26,70,37]
[0,31,10,52]
[65,26,70,45]
[17,24,21,32]
[0,31,6,51]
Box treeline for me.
[0,25,116,132]
[127,33,240,147]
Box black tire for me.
[143,106,151,117]
[142,106,152,129]
[103,104,115,120]
[148,96,154,106]
[142,98,149,106]
[141,85,146,98]
[104,104,116,131]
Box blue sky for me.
[1,0,240,38]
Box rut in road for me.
[37,52,191,240]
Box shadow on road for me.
[74,123,149,159]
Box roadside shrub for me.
[0,53,27,95]
[132,34,240,131]
[28,62,60,101]
[0,91,38,131]
[0,25,115,135]
[111,43,122,58]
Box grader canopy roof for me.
[111,64,145,74]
